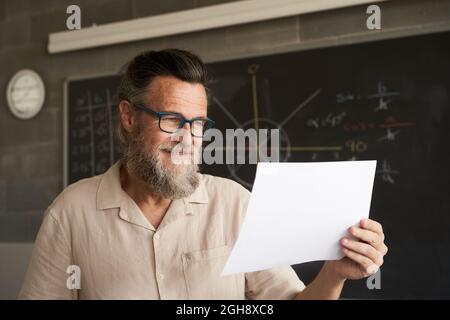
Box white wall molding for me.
[48,0,387,54]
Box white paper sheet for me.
[221,160,377,276]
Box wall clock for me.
[6,69,45,119]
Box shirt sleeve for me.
[18,208,77,300]
[245,266,305,300]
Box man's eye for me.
[164,117,180,122]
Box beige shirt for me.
[19,161,305,300]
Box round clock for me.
[6,69,45,119]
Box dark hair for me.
[117,48,208,103]
[116,48,208,147]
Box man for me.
[20,49,388,299]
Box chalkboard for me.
[64,31,450,299]
[64,75,122,186]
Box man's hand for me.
[296,218,388,299]
[327,218,388,280]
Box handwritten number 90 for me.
[346,140,367,153]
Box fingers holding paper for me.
[326,218,388,280]
[339,218,388,278]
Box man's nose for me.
[177,122,193,146]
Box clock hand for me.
[14,84,38,103]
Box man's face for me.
[138,76,207,171]
[122,76,207,199]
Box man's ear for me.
[119,100,138,133]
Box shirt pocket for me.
[181,245,244,300]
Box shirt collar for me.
[96,161,123,210]
[184,175,209,204]
[96,161,209,211]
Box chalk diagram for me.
[211,64,324,188]
[210,64,411,188]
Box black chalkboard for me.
[64,31,450,299]
[64,75,122,186]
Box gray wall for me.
[0,0,449,299]
[0,243,33,299]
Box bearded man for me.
[20,49,387,300]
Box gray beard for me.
[123,131,200,199]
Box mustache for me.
[159,145,195,155]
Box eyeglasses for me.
[131,101,215,138]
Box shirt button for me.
[154,234,160,240]
[158,273,165,280]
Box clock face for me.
[7,69,45,119]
